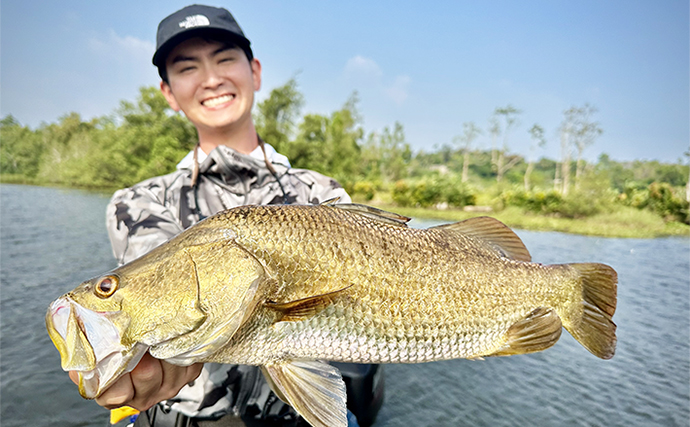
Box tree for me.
[685,147,690,203]
[525,124,546,190]
[493,105,522,182]
[558,104,602,195]
[287,92,363,181]
[254,78,304,153]
[364,121,411,182]
[558,107,576,195]
[0,115,44,177]
[452,122,481,182]
[114,86,197,184]
[487,116,500,170]
[572,104,602,189]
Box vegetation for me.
[2,81,689,238]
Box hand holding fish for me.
[47,202,617,427]
[68,353,203,411]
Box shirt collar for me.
[176,143,291,170]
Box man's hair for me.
[158,35,254,84]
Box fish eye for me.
[95,275,119,298]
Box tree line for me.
[1,80,688,224]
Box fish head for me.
[46,241,209,398]
[45,294,147,399]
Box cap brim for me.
[152,27,251,67]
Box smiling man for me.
[72,4,382,427]
[159,37,261,154]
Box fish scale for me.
[205,207,562,364]
[47,202,617,427]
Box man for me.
[70,4,383,427]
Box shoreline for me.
[2,181,688,239]
[367,203,690,239]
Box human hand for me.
[69,352,203,411]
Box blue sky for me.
[1,0,688,163]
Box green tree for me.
[572,104,603,189]
[363,121,411,182]
[492,105,522,182]
[525,124,546,190]
[558,107,576,195]
[287,93,364,181]
[114,86,197,184]
[254,78,304,153]
[453,122,481,183]
[558,104,602,194]
[0,115,44,178]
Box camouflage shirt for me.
[106,143,350,423]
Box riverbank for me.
[368,203,690,239]
[3,181,688,238]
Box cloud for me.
[386,75,411,105]
[344,55,411,106]
[344,55,384,81]
[88,30,155,64]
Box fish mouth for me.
[46,297,149,399]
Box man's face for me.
[160,37,261,134]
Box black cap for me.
[152,4,252,68]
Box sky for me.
[1,0,688,163]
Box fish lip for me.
[46,298,96,372]
[76,342,150,399]
[47,297,147,399]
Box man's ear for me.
[160,81,181,112]
[251,58,262,92]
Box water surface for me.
[1,184,688,426]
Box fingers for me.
[128,353,166,410]
[159,359,204,400]
[76,353,204,412]
[95,372,136,409]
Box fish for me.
[46,201,617,427]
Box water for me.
[1,184,688,427]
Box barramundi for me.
[46,202,617,427]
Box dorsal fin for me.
[433,216,531,261]
[319,197,341,205]
[334,203,411,227]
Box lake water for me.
[1,184,688,427]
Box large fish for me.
[46,202,617,427]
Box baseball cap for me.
[152,4,252,68]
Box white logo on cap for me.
[179,14,211,29]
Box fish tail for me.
[563,263,618,359]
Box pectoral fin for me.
[261,360,348,427]
[264,285,353,322]
[489,307,562,356]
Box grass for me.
[4,178,688,239]
[361,202,690,239]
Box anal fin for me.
[490,307,562,356]
[261,360,348,427]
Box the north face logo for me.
[179,14,210,29]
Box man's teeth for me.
[203,95,234,107]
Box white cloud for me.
[88,30,155,63]
[386,75,411,105]
[344,55,383,81]
[344,55,411,106]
